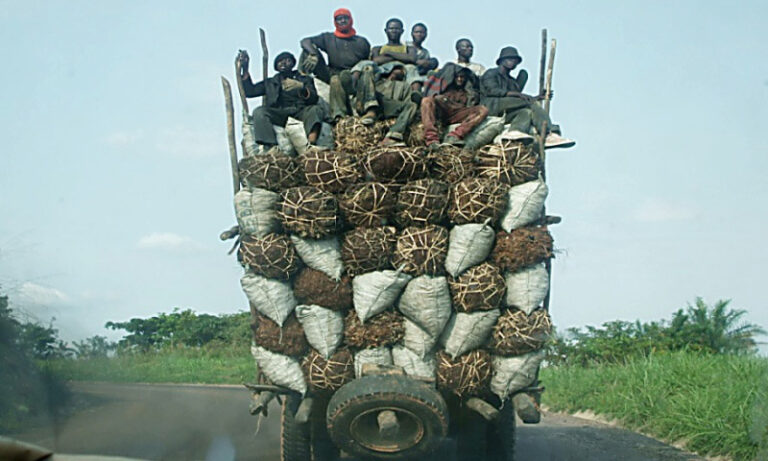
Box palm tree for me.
[669,298,766,354]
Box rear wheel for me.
[281,393,311,461]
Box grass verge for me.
[540,351,768,460]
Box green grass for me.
[541,351,768,460]
[47,347,255,385]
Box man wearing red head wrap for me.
[300,9,373,121]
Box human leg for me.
[445,105,489,139]
[297,105,325,144]
[251,106,291,146]
[420,96,441,146]
[381,99,418,140]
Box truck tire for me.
[281,393,311,461]
[327,375,449,460]
[486,399,516,461]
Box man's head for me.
[333,8,353,31]
[384,18,404,42]
[455,67,473,88]
[496,46,522,70]
[274,51,296,74]
[411,23,427,46]
[455,38,474,60]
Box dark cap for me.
[496,46,522,65]
[274,51,296,70]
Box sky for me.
[1,0,766,349]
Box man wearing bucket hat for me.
[481,46,574,148]
[238,50,325,148]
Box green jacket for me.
[480,67,529,116]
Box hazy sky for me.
[1,1,766,347]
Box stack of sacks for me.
[235,116,555,402]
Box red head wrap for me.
[333,8,356,38]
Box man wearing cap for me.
[237,50,325,147]
[421,63,489,149]
[481,46,574,148]
[300,9,373,122]
[453,38,485,77]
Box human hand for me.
[237,50,250,73]
[304,53,319,73]
[281,78,303,92]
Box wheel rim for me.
[348,406,425,453]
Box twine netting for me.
[279,186,338,238]
[427,146,475,184]
[395,179,450,227]
[448,178,509,225]
[489,309,552,356]
[238,151,304,192]
[301,149,361,193]
[293,267,353,311]
[406,121,431,147]
[343,309,405,349]
[449,262,506,312]
[334,117,395,155]
[302,347,355,392]
[339,182,396,228]
[392,225,449,276]
[436,349,492,397]
[476,141,541,186]
[238,233,301,280]
[341,227,397,276]
[251,312,308,357]
[490,227,554,273]
[363,146,428,183]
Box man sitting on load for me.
[480,46,574,148]
[407,22,439,91]
[299,8,372,122]
[421,64,489,149]
[375,64,420,146]
[370,18,419,89]
[453,38,486,77]
[237,51,325,148]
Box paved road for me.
[9,382,702,461]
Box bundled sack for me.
[444,222,496,278]
[339,182,396,227]
[290,235,344,281]
[499,179,548,232]
[460,116,505,151]
[238,233,301,280]
[448,178,509,225]
[352,269,412,322]
[395,179,450,227]
[295,304,344,358]
[293,267,352,311]
[344,309,405,348]
[490,350,545,401]
[427,146,475,184]
[354,347,393,378]
[303,347,355,393]
[491,227,554,273]
[363,146,428,182]
[476,141,540,186]
[397,275,452,337]
[250,312,308,357]
[241,117,260,157]
[241,271,297,326]
[285,117,334,155]
[341,227,397,276]
[301,149,361,193]
[505,264,549,314]
[238,151,304,192]
[234,188,280,238]
[393,226,449,276]
[403,318,439,358]
[392,345,436,380]
[251,345,307,395]
[436,349,492,397]
[279,186,338,238]
[274,126,298,156]
[334,117,393,155]
[489,309,552,356]
[440,310,501,359]
[449,262,506,313]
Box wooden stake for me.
[544,39,557,115]
[538,29,547,104]
[221,77,241,196]
[259,28,269,105]
[235,53,249,116]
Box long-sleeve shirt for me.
[241,71,318,108]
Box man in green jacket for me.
[480,46,574,148]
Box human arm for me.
[236,51,266,98]
[479,70,510,97]
[371,46,394,64]
[299,75,319,105]
[382,45,417,64]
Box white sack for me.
[392,345,436,380]
[317,122,335,149]
[505,264,549,314]
[354,347,393,378]
[251,345,307,395]
[444,223,496,277]
[500,179,548,232]
[234,188,280,237]
[352,270,412,323]
[241,271,297,326]
[295,304,344,358]
[314,77,331,103]
[273,125,297,156]
[403,318,438,358]
[461,116,505,151]
[490,350,545,401]
[290,235,344,281]
[285,117,311,156]
[242,117,260,157]
[440,310,501,359]
[397,275,451,337]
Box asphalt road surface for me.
[9,382,703,461]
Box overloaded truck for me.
[221,31,563,461]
